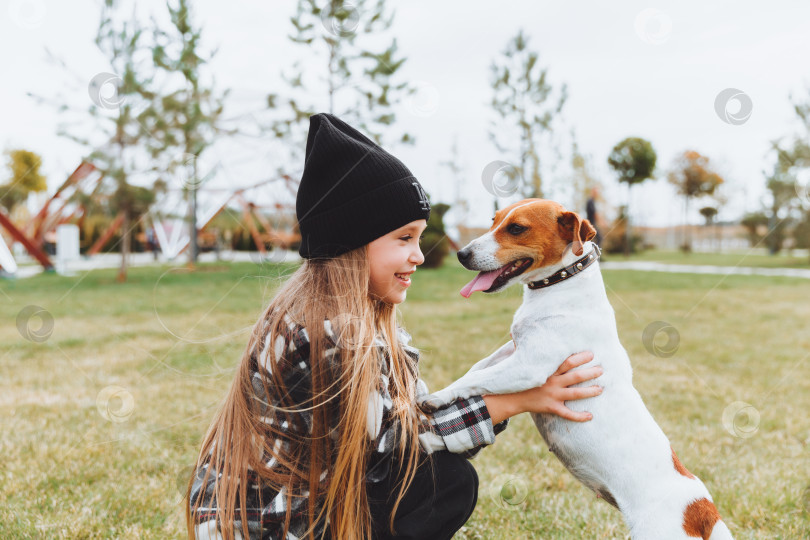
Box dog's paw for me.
[417,394,447,413]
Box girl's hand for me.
[514,351,603,421]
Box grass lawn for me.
[1,258,808,538]
[615,248,810,269]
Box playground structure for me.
[0,161,100,273]
[0,161,301,276]
[236,195,300,251]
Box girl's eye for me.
[400,235,425,243]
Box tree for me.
[699,206,718,225]
[421,202,450,268]
[488,29,567,203]
[1,149,48,212]
[742,144,802,255]
[762,159,798,254]
[438,136,469,232]
[33,0,160,281]
[268,0,414,183]
[788,82,810,170]
[667,150,724,252]
[138,0,228,266]
[729,82,804,258]
[699,206,718,250]
[570,135,600,216]
[607,137,656,255]
[740,212,769,248]
[781,85,810,260]
[793,210,810,249]
[90,1,158,282]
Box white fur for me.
[422,239,733,539]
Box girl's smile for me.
[367,219,427,304]
[395,270,414,287]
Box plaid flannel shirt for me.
[190,316,509,539]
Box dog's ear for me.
[557,211,597,256]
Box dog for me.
[417,199,733,540]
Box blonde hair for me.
[185,245,425,539]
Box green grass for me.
[1,259,808,538]
[615,248,810,269]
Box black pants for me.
[367,450,479,540]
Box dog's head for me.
[458,199,597,297]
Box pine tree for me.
[268,0,414,182]
[138,0,228,265]
[44,0,159,281]
[488,29,567,203]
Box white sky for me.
[3,0,810,228]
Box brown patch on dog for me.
[682,498,721,539]
[671,446,696,479]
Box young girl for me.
[185,113,603,540]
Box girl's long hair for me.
[185,245,425,539]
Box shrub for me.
[421,203,450,268]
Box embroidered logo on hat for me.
[412,182,429,212]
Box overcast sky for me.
[3,0,810,228]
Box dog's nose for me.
[457,248,471,264]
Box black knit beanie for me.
[296,113,431,259]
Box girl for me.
[185,113,603,540]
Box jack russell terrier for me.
[418,199,733,540]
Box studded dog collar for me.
[527,244,602,290]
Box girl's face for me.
[367,219,427,304]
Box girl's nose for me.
[411,245,425,265]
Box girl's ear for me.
[557,211,597,256]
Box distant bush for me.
[421,203,450,268]
[603,207,644,254]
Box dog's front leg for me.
[417,346,558,413]
[461,340,515,376]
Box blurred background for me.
[2,0,810,275]
[2,1,809,538]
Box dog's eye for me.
[507,223,528,235]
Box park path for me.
[600,260,810,279]
[5,253,810,280]
[3,250,302,279]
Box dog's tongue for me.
[460,269,502,298]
